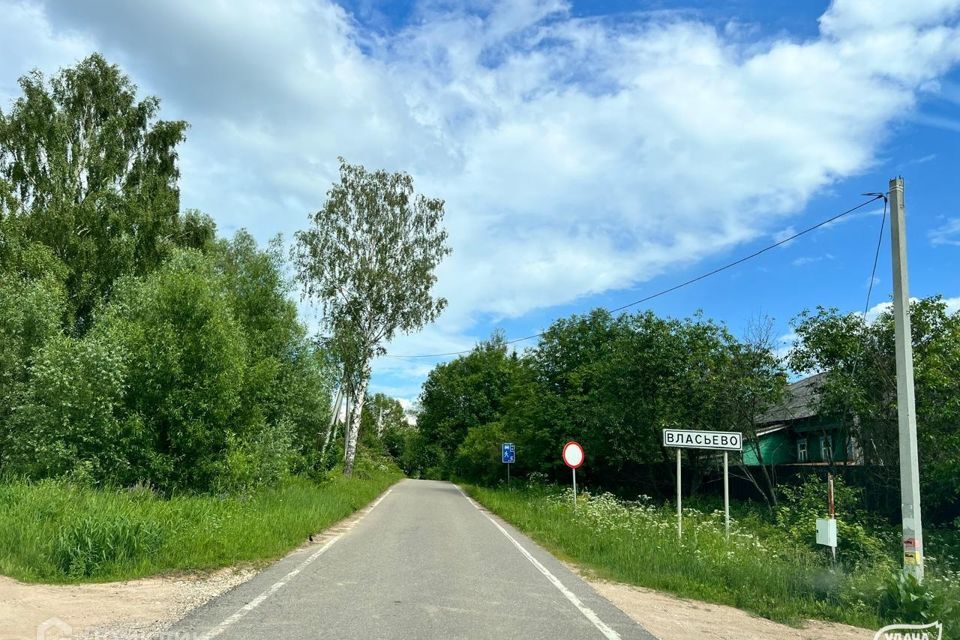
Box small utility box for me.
[816,518,837,548]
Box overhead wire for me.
[383,194,886,359]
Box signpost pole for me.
[723,451,730,541]
[676,449,682,540]
[572,468,577,511]
[889,177,924,580]
[507,462,511,486]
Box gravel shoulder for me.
[584,578,876,640]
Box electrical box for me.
[816,518,837,548]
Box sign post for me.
[676,449,682,539]
[723,451,730,540]
[663,429,743,541]
[562,441,584,510]
[501,442,515,485]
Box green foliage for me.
[213,421,298,494]
[789,297,960,520]
[454,421,510,484]
[100,250,247,490]
[416,311,784,488]
[293,158,451,474]
[775,476,891,567]
[417,333,526,476]
[7,332,142,485]
[0,470,400,583]
[0,54,213,332]
[877,572,955,627]
[53,510,163,578]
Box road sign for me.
[562,441,584,510]
[501,442,515,464]
[562,441,584,469]
[662,429,742,541]
[662,429,742,451]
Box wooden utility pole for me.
[889,177,924,580]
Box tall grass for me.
[466,485,960,633]
[0,467,401,583]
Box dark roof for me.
[756,372,826,425]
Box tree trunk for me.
[343,377,368,475]
[320,387,343,459]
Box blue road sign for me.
[502,442,515,464]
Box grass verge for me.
[0,466,401,583]
[465,485,959,633]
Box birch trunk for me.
[320,387,343,459]
[343,376,368,475]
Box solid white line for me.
[197,488,393,640]
[457,488,622,640]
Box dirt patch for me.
[587,579,875,640]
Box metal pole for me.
[677,449,682,540]
[828,473,837,565]
[723,451,730,541]
[572,468,577,511]
[889,176,924,580]
[507,462,510,486]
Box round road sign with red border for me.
[562,441,584,469]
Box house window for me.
[797,437,808,462]
[821,434,833,460]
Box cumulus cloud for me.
[3,0,960,401]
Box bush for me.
[213,420,298,494]
[877,572,955,627]
[776,475,890,567]
[7,332,144,485]
[101,250,248,491]
[453,421,510,484]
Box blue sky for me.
[1,0,959,409]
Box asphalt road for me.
[172,479,656,640]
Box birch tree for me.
[294,158,450,475]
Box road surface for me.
[172,479,656,640]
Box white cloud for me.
[864,296,960,323]
[929,218,960,245]
[3,0,960,397]
[792,254,834,267]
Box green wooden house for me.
[742,373,862,466]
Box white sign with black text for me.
[662,429,743,451]
[662,428,742,541]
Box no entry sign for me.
[562,441,584,469]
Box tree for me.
[0,53,214,332]
[789,297,960,522]
[721,317,787,511]
[293,158,450,475]
[417,333,525,477]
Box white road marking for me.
[457,487,622,640]
[197,488,394,640]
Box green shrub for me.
[7,332,145,485]
[877,572,955,627]
[776,475,890,567]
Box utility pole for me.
[889,176,924,580]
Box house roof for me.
[756,372,826,425]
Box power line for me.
[384,194,885,359]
